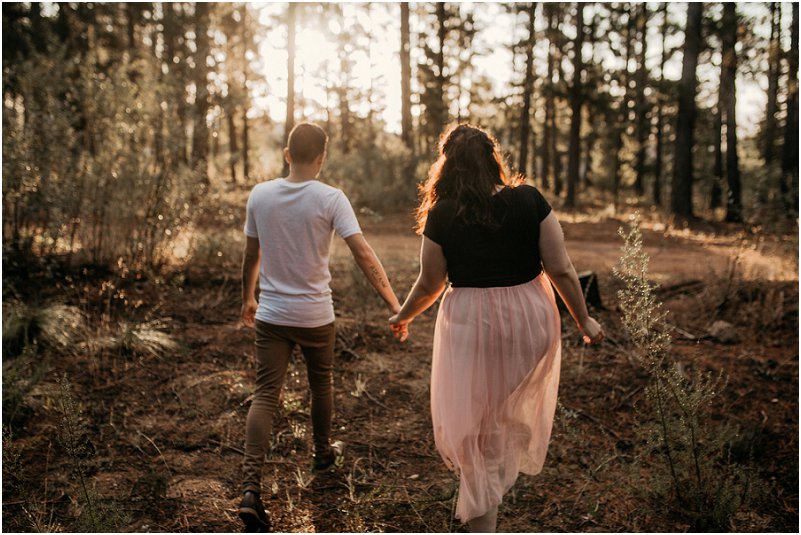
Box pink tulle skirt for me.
[431,274,562,522]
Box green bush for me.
[2,45,196,269]
[615,214,763,530]
[323,130,419,212]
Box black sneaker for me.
[312,440,345,473]
[238,490,270,532]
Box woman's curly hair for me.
[415,123,522,234]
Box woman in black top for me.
[390,124,603,532]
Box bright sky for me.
[251,2,790,137]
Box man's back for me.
[244,178,361,328]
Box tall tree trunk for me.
[553,7,563,196]
[582,10,598,190]
[400,2,413,150]
[565,2,584,209]
[722,3,742,223]
[228,102,239,184]
[126,2,138,51]
[434,2,447,138]
[518,2,537,176]
[242,111,250,181]
[633,3,649,197]
[670,2,703,219]
[541,3,555,191]
[241,7,251,182]
[191,2,211,186]
[283,2,297,175]
[653,3,668,206]
[338,6,352,154]
[781,2,799,213]
[710,102,724,209]
[763,2,780,164]
[615,3,634,202]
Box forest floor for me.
[2,188,798,533]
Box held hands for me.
[389,314,409,342]
[241,298,258,328]
[580,316,604,345]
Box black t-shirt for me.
[423,185,552,288]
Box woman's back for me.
[423,185,552,288]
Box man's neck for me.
[285,167,318,183]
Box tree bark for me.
[670,2,703,219]
[553,7,563,196]
[242,6,251,181]
[518,2,537,177]
[633,3,649,197]
[283,2,297,175]
[565,2,584,209]
[762,2,780,164]
[781,2,799,213]
[228,104,239,184]
[653,3,668,206]
[722,3,742,223]
[434,2,448,137]
[710,101,724,209]
[612,4,635,209]
[541,3,555,191]
[400,3,413,150]
[191,1,211,185]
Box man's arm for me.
[344,233,401,314]
[241,236,260,328]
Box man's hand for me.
[580,316,604,345]
[241,298,258,328]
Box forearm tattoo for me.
[370,265,388,288]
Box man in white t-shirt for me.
[238,123,401,531]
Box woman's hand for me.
[389,314,409,342]
[580,316,604,345]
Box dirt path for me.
[3,208,797,532]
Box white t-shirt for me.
[244,178,362,327]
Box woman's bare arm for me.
[539,212,603,343]
[389,236,449,341]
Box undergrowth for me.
[614,213,765,531]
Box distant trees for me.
[282,2,297,174]
[781,3,799,213]
[517,2,537,178]
[721,3,742,223]
[400,3,413,151]
[2,0,796,253]
[762,2,780,165]
[191,2,211,184]
[565,2,584,209]
[670,2,703,219]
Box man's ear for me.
[283,147,292,164]
[316,151,326,167]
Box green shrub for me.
[323,130,419,212]
[3,45,196,269]
[615,214,763,530]
[3,301,85,358]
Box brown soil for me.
[2,198,798,532]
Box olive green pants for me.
[242,320,336,494]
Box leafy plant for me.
[91,319,178,359]
[55,375,127,531]
[2,301,85,358]
[614,214,762,530]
